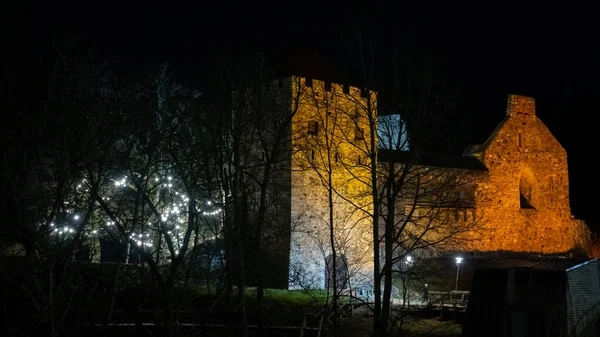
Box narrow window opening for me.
[325,254,349,290]
[354,127,364,141]
[307,121,319,135]
[324,82,332,92]
[353,106,361,119]
[305,78,313,87]
[519,171,536,209]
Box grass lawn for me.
[403,317,462,337]
[338,315,462,337]
[120,285,462,336]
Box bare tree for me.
[202,51,309,336]
[19,62,217,337]
[85,65,219,336]
[335,26,482,336]
[289,76,376,335]
[0,39,133,336]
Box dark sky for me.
[7,1,600,231]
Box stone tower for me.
[287,76,374,290]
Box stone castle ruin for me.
[457,94,590,253]
[282,76,591,290]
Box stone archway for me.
[519,168,537,209]
[325,254,349,290]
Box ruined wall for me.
[286,91,591,290]
[288,77,374,290]
[467,95,590,253]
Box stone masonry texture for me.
[284,82,592,289]
[464,94,591,253]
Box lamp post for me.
[454,257,463,291]
[405,255,412,307]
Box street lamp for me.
[454,257,463,291]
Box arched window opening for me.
[325,254,349,291]
[519,170,536,209]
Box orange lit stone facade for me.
[462,94,591,253]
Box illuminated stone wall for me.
[284,88,591,290]
[465,94,591,253]
[288,76,374,290]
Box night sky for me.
[7,1,600,231]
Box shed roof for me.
[378,149,489,171]
[477,257,597,272]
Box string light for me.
[48,173,221,259]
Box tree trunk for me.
[369,103,383,337]
[328,165,338,336]
[160,287,174,337]
[380,161,397,336]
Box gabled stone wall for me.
[467,94,591,253]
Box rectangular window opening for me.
[354,127,364,141]
[308,121,319,135]
[353,106,361,120]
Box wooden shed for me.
[462,257,600,337]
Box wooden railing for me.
[428,290,469,310]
